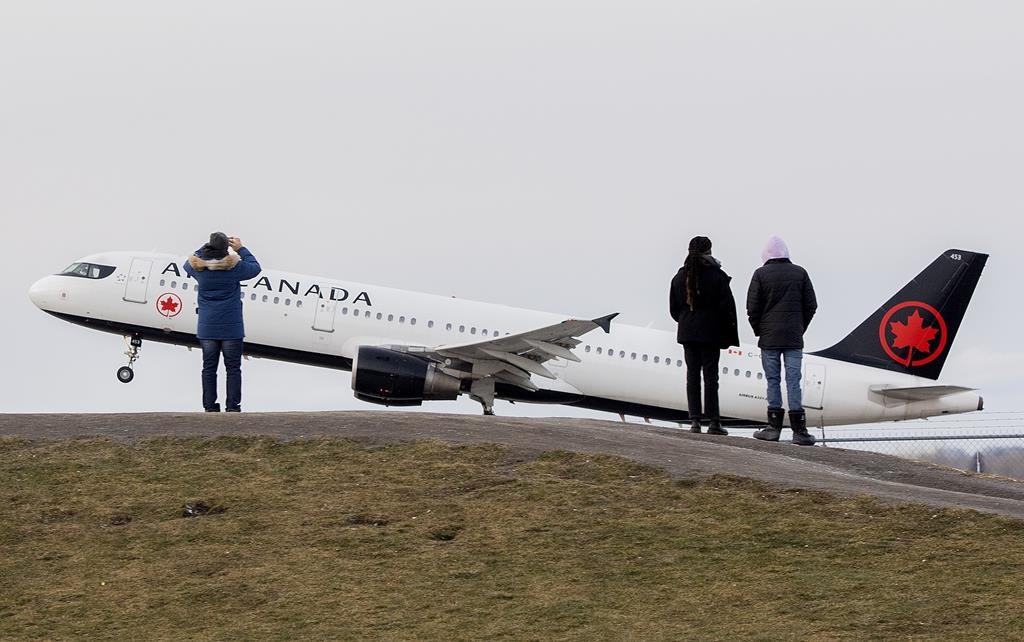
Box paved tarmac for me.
[3,411,1024,519]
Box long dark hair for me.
[683,236,713,311]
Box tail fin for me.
[811,249,987,380]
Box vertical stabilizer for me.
[811,249,987,380]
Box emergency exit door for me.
[123,259,153,303]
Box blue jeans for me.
[761,349,803,411]
[201,339,243,411]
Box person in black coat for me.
[746,235,818,445]
[670,236,740,435]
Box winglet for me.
[592,313,619,334]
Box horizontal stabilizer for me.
[869,385,975,401]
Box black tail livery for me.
[812,249,988,380]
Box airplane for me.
[28,248,987,429]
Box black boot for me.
[689,419,702,433]
[753,408,784,441]
[790,410,816,446]
[706,420,728,436]
[204,403,221,413]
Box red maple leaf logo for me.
[890,310,939,355]
[160,297,179,313]
[879,301,948,368]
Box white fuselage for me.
[29,251,982,426]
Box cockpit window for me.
[60,262,116,279]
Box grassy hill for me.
[3,436,1023,640]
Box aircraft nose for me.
[29,276,55,310]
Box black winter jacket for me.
[669,257,740,348]
[746,258,817,349]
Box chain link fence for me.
[815,412,1024,481]
[719,412,1024,480]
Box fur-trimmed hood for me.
[188,253,240,271]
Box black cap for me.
[209,232,229,252]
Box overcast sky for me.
[2,2,1021,419]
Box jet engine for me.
[351,346,462,406]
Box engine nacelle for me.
[351,346,462,407]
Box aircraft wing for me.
[428,313,618,391]
[869,385,976,401]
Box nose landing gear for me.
[116,335,143,383]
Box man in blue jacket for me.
[183,232,262,412]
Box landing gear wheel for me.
[118,334,143,383]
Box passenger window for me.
[446,323,453,331]
[482,329,489,336]
[619,351,625,358]
[296,300,303,308]
[376,313,383,320]
[171,281,177,289]
[273,296,280,304]
[596,347,603,355]
[387,314,394,322]
[262,295,269,303]
[745,371,751,378]
[182,282,190,291]
[427,320,433,328]
[722,367,728,375]
[585,345,591,353]
[400,316,406,324]
[757,373,763,380]
[341,307,348,315]
[251,293,257,301]
[459,325,465,333]
[470,327,477,335]
[654,356,660,364]
[160,279,166,286]
[734,369,740,376]
[642,355,648,362]
[677,360,683,367]
[631,352,637,360]
[285,299,291,306]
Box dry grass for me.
[2,436,1024,641]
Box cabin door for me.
[803,363,826,410]
[312,299,337,333]
[123,259,153,303]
